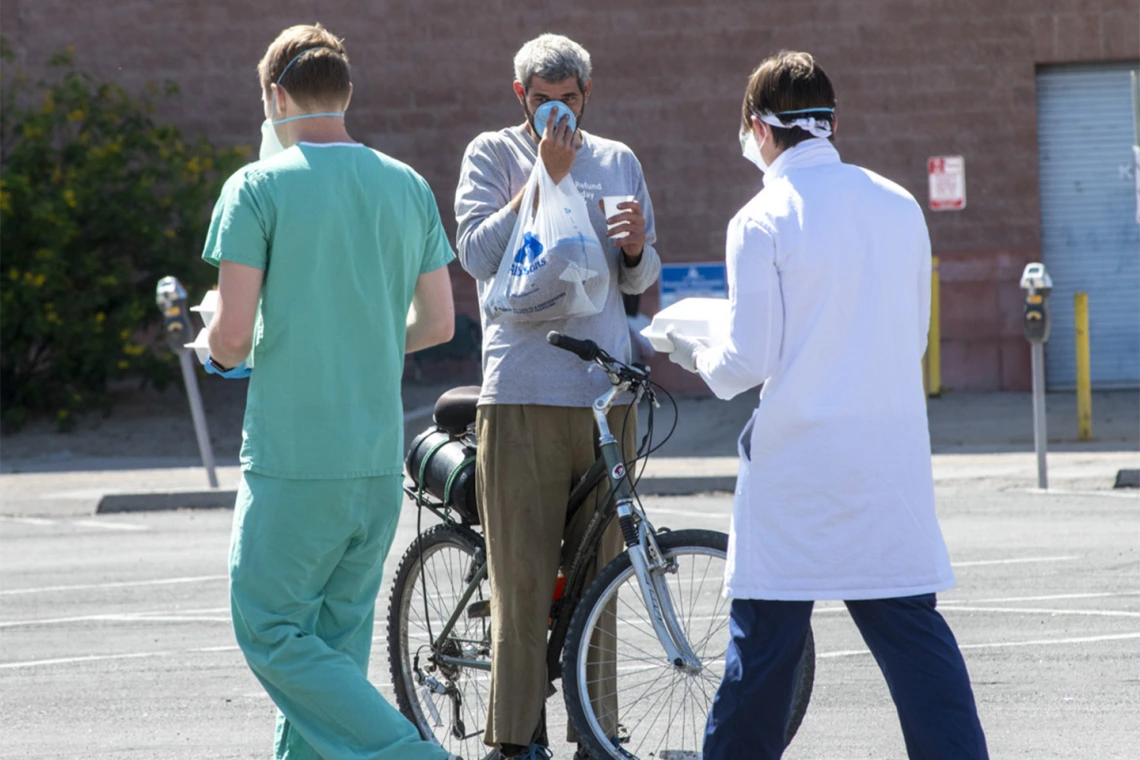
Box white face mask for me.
[259,118,285,160]
[740,126,769,173]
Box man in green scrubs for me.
[202,23,458,760]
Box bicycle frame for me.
[421,369,702,680]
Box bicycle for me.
[386,332,815,759]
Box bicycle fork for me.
[618,498,702,673]
[594,399,702,674]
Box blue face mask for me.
[533,100,577,138]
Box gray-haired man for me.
[455,33,661,759]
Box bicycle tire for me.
[562,529,814,759]
[385,522,494,760]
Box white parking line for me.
[0,516,149,531]
[1024,489,1140,499]
[818,631,1140,659]
[70,519,149,532]
[0,516,57,526]
[0,644,242,670]
[951,555,1078,568]
[7,629,1138,671]
[0,575,227,596]
[0,607,231,628]
[949,590,1140,605]
[940,605,1140,619]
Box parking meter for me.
[156,276,193,355]
[155,275,218,488]
[1019,262,1052,489]
[1019,263,1053,343]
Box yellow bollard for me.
[1074,292,1092,441]
[927,256,942,396]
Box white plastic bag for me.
[483,161,609,323]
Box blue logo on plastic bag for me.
[511,232,547,276]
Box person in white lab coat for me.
[665,52,989,760]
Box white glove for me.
[665,327,708,374]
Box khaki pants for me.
[476,403,635,748]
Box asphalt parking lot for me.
[2,484,1138,759]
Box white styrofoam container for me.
[640,297,730,353]
[186,328,211,365]
[185,290,255,368]
[190,289,220,327]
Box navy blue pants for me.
[703,594,989,760]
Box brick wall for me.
[5,0,1137,391]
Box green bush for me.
[0,40,249,430]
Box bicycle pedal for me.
[466,599,490,619]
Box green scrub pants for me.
[229,471,448,760]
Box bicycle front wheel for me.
[562,529,814,759]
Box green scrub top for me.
[202,143,455,479]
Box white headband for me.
[755,108,835,139]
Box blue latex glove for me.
[204,355,252,379]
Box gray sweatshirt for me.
[455,125,661,407]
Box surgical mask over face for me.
[533,100,577,138]
[258,46,347,160]
[740,127,769,172]
[260,117,285,160]
[739,107,835,172]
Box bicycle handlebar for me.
[547,331,601,362]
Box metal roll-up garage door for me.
[1036,63,1140,389]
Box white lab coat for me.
[696,139,955,601]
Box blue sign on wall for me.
[659,263,727,308]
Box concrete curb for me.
[634,476,736,496]
[1115,470,1140,489]
[90,477,735,514]
[96,490,238,513]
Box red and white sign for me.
[928,155,966,211]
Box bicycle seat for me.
[433,386,481,436]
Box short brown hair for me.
[257,24,351,110]
[742,51,836,150]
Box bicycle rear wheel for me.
[562,529,814,759]
[385,522,494,760]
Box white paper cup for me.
[602,195,636,240]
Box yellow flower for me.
[120,329,131,340]
[66,109,85,123]
[35,248,53,261]
[95,312,106,324]
[42,92,55,115]
[0,191,10,213]
[57,409,69,420]
[118,360,129,369]
[234,145,253,157]
[22,124,42,140]
[64,189,77,208]
[46,310,61,325]
[164,228,176,239]
[33,274,46,288]
[123,343,146,356]
[51,166,62,184]
[8,268,18,281]
[186,156,201,174]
